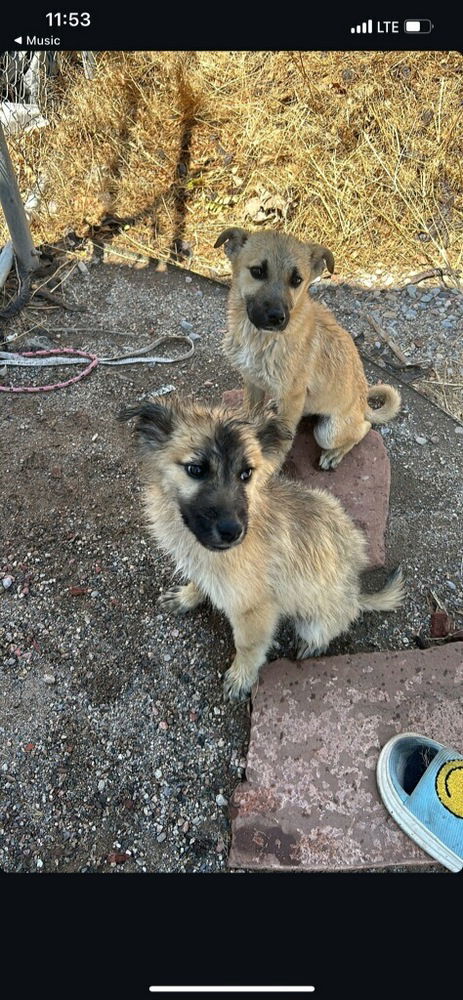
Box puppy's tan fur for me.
[215,228,401,469]
[121,397,404,701]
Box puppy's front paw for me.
[158,586,192,615]
[223,664,256,702]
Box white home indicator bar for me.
[149,989,315,994]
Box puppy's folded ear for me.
[214,227,249,258]
[254,411,293,456]
[306,243,335,281]
[118,401,174,448]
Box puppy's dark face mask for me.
[176,421,252,551]
[214,228,334,334]
[119,400,292,550]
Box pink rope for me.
[0,348,99,393]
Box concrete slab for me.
[223,387,390,567]
[229,643,463,870]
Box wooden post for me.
[0,119,39,281]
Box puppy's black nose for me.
[216,518,243,543]
[265,306,287,328]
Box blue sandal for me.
[376,732,463,872]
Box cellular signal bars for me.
[350,20,373,33]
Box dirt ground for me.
[1,258,462,873]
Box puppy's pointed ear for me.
[305,243,335,281]
[254,407,293,457]
[214,227,249,259]
[118,401,174,449]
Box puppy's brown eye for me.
[239,468,253,482]
[185,463,205,479]
[250,266,264,280]
[290,269,303,288]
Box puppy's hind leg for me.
[294,618,332,659]
[159,581,205,615]
[314,412,371,470]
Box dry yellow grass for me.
[3,50,462,281]
[2,51,462,418]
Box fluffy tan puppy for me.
[215,227,401,469]
[120,397,404,701]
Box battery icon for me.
[404,19,434,32]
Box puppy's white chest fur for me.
[224,318,286,395]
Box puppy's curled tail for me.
[359,566,405,612]
[366,384,401,423]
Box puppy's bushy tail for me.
[366,384,401,423]
[359,566,405,612]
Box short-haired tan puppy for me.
[120,397,404,701]
[214,228,401,469]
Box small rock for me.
[180,319,193,331]
[215,793,228,807]
[414,436,427,445]
[446,581,457,591]
[43,674,56,685]
[2,575,14,589]
[405,284,417,298]
[157,832,167,843]
[341,67,356,83]
[150,385,175,398]
[454,426,463,435]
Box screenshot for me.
[1,8,461,998]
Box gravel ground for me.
[1,256,462,873]
[316,277,463,369]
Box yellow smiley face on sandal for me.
[435,760,463,818]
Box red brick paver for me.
[229,644,463,870]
